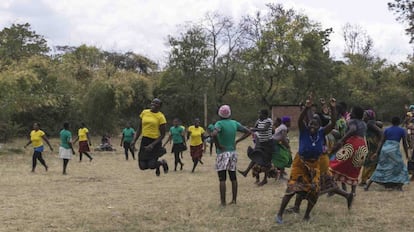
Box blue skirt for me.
[370,140,409,184]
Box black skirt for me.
[139,137,166,161]
[172,143,187,153]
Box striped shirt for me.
[255,118,273,143]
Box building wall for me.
[271,105,302,129]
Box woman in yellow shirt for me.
[132,98,168,176]
[187,118,206,173]
[73,122,93,162]
[24,122,53,172]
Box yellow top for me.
[30,130,45,147]
[187,126,205,146]
[78,127,89,141]
[140,109,166,139]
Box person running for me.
[24,122,53,172]
[73,122,93,162]
[359,110,383,186]
[187,118,206,173]
[272,116,292,180]
[238,109,273,185]
[211,104,251,206]
[120,123,136,160]
[284,128,354,215]
[365,116,410,191]
[329,106,368,196]
[163,118,186,171]
[275,97,336,224]
[132,98,168,176]
[59,122,76,175]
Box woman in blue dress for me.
[365,116,410,191]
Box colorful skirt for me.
[319,153,338,194]
[272,143,292,169]
[215,151,238,171]
[252,163,278,178]
[78,141,90,153]
[329,136,368,186]
[285,154,320,198]
[190,144,203,161]
[370,140,409,185]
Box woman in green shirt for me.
[163,118,186,171]
[121,123,136,160]
[59,122,75,175]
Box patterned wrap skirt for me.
[78,141,90,153]
[285,154,320,199]
[370,140,409,185]
[329,136,368,186]
[190,144,203,161]
[319,153,338,194]
[215,151,238,172]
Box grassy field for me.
[1,135,414,232]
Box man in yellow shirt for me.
[24,123,53,172]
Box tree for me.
[388,0,414,43]
[0,23,49,63]
[240,4,328,106]
[159,25,211,123]
[202,12,245,106]
[342,23,373,57]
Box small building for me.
[271,104,302,130]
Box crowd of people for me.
[23,96,414,224]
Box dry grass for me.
[1,135,414,232]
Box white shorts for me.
[215,151,238,171]
[59,147,72,159]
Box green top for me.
[122,127,135,143]
[60,129,72,149]
[215,119,243,154]
[170,126,185,144]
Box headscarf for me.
[218,105,231,119]
[364,109,376,120]
[281,116,291,124]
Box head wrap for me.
[218,105,231,119]
[364,109,376,120]
[281,116,291,123]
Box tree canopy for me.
[1,3,414,141]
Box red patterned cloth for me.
[329,136,368,186]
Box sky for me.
[0,0,412,65]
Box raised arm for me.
[298,99,312,131]
[323,98,337,135]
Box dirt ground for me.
[1,136,414,232]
